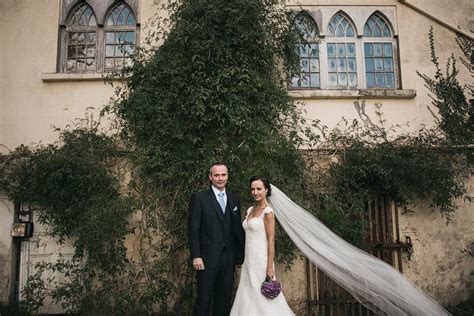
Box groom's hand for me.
[193,257,205,270]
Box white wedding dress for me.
[230,206,294,316]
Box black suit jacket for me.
[188,188,245,268]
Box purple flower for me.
[261,279,281,299]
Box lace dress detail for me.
[230,206,294,316]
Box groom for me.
[188,162,245,315]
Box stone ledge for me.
[41,72,116,82]
[288,89,417,99]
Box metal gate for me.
[306,195,406,315]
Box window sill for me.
[288,89,416,100]
[41,72,122,82]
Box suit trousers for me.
[193,248,235,316]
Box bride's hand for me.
[266,267,274,279]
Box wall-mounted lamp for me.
[11,203,33,238]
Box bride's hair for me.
[249,175,272,196]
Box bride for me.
[230,176,294,315]
[231,176,449,316]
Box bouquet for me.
[260,275,281,299]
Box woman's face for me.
[250,180,268,202]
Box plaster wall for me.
[1,1,472,152]
[0,195,15,304]
[0,0,170,154]
[399,173,474,304]
[0,0,472,309]
[289,0,472,133]
[0,0,116,153]
[277,257,307,314]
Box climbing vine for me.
[0,3,472,315]
[418,28,473,146]
[307,110,468,244]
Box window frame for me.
[288,8,400,91]
[103,3,137,71]
[58,0,139,74]
[324,12,359,89]
[60,2,99,72]
[290,11,322,89]
[361,13,399,89]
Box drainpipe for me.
[399,0,473,40]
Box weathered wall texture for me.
[2,0,473,151]
[1,0,472,309]
[0,0,115,154]
[0,243,12,304]
[0,196,15,304]
[289,0,472,133]
[399,173,474,304]
[286,0,474,305]
[277,256,308,315]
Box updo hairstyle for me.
[249,175,272,196]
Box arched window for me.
[290,12,320,88]
[363,13,397,88]
[60,1,138,73]
[327,12,357,88]
[65,3,98,72]
[106,3,136,26]
[327,12,355,37]
[364,13,392,37]
[293,11,319,38]
[104,3,137,70]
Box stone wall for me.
[400,172,474,304]
[0,196,14,304]
[0,0,472,310]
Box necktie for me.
[218,192,226,214]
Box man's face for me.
[209,165,228,191]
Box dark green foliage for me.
[296,113,470,248]
[17,255,175,315]
[1,0,309,313]
[317,195,367,248]
[318,120,467,221]
[105,0,309,313]
[1,2,472,314]
[0,303,31,316]
[0,129,133,270]
[418,28,474,145]
[111,0,305,193]
[445,295,474,316]
[0,128,136,314]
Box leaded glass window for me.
[363,13,396,88]
[66,4,97,72]
[327,43,357,87]
[291,44,320,88]
[104,3,136,70]
[290,12,320,88]
[69,4,97,26]
[287,9,399,90]
[364,43,395,88]
[106,3,136,26]
[327,13,357,88]
[60,1,138,73]
[327,13,355,37]
[364,13,392,37]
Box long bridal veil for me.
[268,185,449,316]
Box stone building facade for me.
[1,0,472,313]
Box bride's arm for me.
[263,210,275,278]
